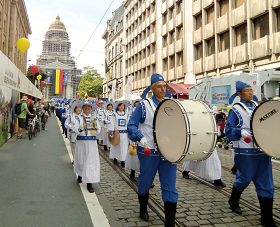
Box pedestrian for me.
[225,81,276,227]
[96,102,106,145]
[103,102,114,151]
[109,101,129,168]
[17,96,33,139]
[128,73,178,226]
[73,101,101,193]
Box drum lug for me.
[188,132,197,135]
[207,131,219,135]
[183,111,194,114]
[202,151,209,154]
[188,152,194,155]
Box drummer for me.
[128,73,178,226]
[225,81,276,227]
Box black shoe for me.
[138,193,149,221]
[121,161,125,168]
[130,170,135,180]
[258,197,278,227]
[231,165,237,175]
[164,201,177,227]
[104,145,107,151]
[182,170,190,179]
[77,176,82,184]
[87,183,94,193]
[228,187,242,215]
[113,158,118,164]
[214,179,226,188]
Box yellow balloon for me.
[37,74,42,80]
[16,37,30,53]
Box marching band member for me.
[109,101,129,167]
[96,101,106,145]
[126,100,141,180]
[128,74,178,226]
[65,100,82,164]
[182,148,226,187]
[103,102,114,151]
[225,81,276,227]
[73,101,101,193]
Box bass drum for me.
[251,100,280,159]
[153,99,217,163]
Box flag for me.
[55,69,63,95]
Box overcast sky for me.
[24,0,123,77]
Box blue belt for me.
[234,148,265,155]
[77,136,97,140]
[119,130,127,133]
[137,146,159,156]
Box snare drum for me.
[251,100,280,159]
[153,99,217,163]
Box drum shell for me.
[153,99,217,163]
[251,100,280,159]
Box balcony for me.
[168,69,175,81]
[233,43,248,64]
[151,53,156,64]
[150,12,156,24]
[218,49,230,68]
[250,0,268,18]
[162,0,167,13]
[175,39,183,52]
[193,27,202,44]
[232,2,246,27]
[176,12,183,27]
[194,58,203,74]
[205,54,215,71]
[176,65,183,79]
[273,32,280,54]
[167,0,174,9]
[169,43,175,56]
[193,0,202,15]
[217,13,229,34]
[272,0,280,8]
[168,19,175,32]
[203,0,213,9]
[251,36,271,59]
[204,21,215,40]
[162,23,168,36]
[162,47,168,59]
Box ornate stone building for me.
[37,16,81,99]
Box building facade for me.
[193,0,280,79]
[0,0,31,73]
[37,16,81,99]
[123,0,195,95]
[103,5,125,99]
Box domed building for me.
[37,16,81,99]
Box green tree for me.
[78,66,103,98]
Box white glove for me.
[241,129,251,138]
[140,137,148,147]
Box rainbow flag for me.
[55,69,63,95]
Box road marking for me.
[57,117,110,227]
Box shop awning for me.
[167,83,194,95]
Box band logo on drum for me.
[259,108,279,123]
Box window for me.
[169,55,175,69]
[169,7,174,20]
[234,0,245,8]
[206,38,215,56]
[206,6,214,24]
[276,8,280,32]
[163,35,168,47]
[194,43,203,60]
[169,31,175,44]
[163,58,168,71]
[253,14,269,40]
[219,0,229,17]
[235,23,247,46]
[219,31,230,51]
[176,52,183,66]
[176,26,183,40]
[163,13,167,25]
[195,13,202,30]
[176,1,182,14]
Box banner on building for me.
[211,85,231,104]
[55,69,63,95]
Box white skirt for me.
[109,133,129,161]
[182,149,221,181]
[74,140,100,183]
[125,152,140,171]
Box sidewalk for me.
[0,116,93,227]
